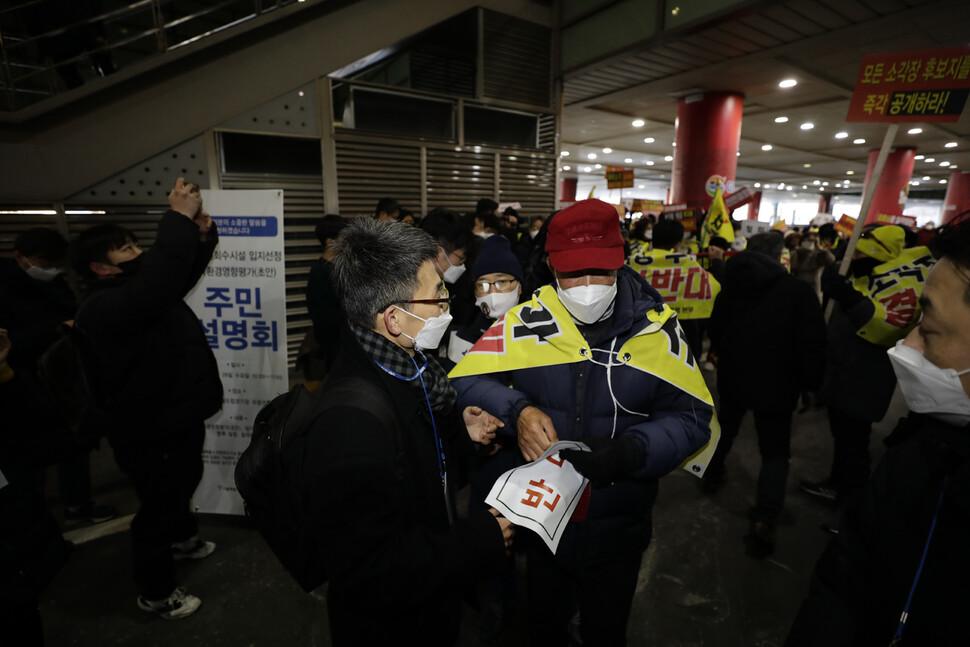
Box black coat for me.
[709,251,826,412]
[76,211,222,448]
[787,414,970,646]
[301,326,506,646]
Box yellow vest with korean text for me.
[627,244,721,320]
[853,246,936,347]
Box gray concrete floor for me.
[36,376,908,646]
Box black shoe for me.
[744,520,776,559]
[64,501,117,526]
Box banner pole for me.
[825,122,899,322]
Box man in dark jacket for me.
[0,227,115,524]
[450,199,715,646]
[308,218,513,646]
[706,231,826,557]
[786,216,970,646]
[73,178,223,619]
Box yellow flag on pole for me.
[699,186,735,249]
[588,185,596,199]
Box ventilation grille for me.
[498,154,557,222]
[334,137,423,218]
[426,148,496,214]
[0,207,62,257]
[538,113,557,151]
[482,10,552,108]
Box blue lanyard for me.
[891,472,949,645]
[372,351,447,488]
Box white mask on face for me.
[645,230,653,240]
[398,308,454,350]
[887,341,970,426]
[557,280,617,325]
[529,230,540,239]
[476,290,519,320]
[476,231,493,239]
[437,249,466,284]
[25,262,63,282]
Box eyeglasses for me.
[382,286,451,312]
[475,279,518,294]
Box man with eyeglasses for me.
[303,218,514,645]
[802,224,935,506]
[450,199,716,646]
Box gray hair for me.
[747,231,785,262]
[331,217,439,328]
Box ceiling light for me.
[638,184,645,189]
[664,155,673,161]
[923,176,931,180]
[583,166,592,172]
[762,144,773,151]
[787,186,793,190]
[846,171,855,175]
[941,161,950,166]
[594,164,602,169]
[643,137,655,143]
[925,157,936,163]
[914,154,924,160]
[587,153,597,159]
[946,142,958,148]
[813,180,821,185]
[737,152,741,156]
[754,183,761,188]
[562,165,571,171]
[671,142,677,147]
[632,119,645,127]
[823,182,829,186]
[804,163,812,168]
[774,116,789,123]
[602,148,612,154]
[298,90,305,97]
[779,79,798,88]
[803,185,808,189]
[778,183,785,189]
[819,187,824,191]
[908,128,923,134]
[854,138,866,144]
[800,122,814,130]
[646,160,655,166]
[912,181,920,186]
[952,165,958,169]
[835,132,848,139]
[625,158,633,163]
[940,179,948,184]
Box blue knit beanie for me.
[471,235,524,283]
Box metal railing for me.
[0,0,306,112]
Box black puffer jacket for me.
[787,414,970,646]
[709,251,826,412]
[76,211,222,447]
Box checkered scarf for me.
[350,323,457,412]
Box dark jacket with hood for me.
[452,266,713,561]
[787,414,970,646]
[302,325,507,646]
[76,211,222,448]
[709,250,826,412]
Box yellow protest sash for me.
[449,285,720,476]
[853,246,936,347]
[627,244,721,320]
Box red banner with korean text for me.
[847,46,970,123]
[606,166,634,189]
[835,214,857,237]
[875,213,918,228]
[662,203,697,231]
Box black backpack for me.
[234,377,400,592]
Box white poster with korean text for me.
[485,441,590,553]
[187,189,288,515]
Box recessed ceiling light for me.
[787,186,793,190]
[923,176,931,180]
[941,161,950,166]
[562,165,571,171]
[952,165,959,169]
[946,142,958,148]
[625,158,633,163]
[664,155,673,161]
[804,163,812,168]
[646,161,655,166]
[854,138,866,144]
[561,151,570,157]
[672,142,677,147]
[587,153,597,159]
[940,179,948,184]
[819,186,824,191]
[638,184,645,189]
[643,137,655,143]
[298,90,305,97]
[778,183,785,189]
[835,132,849,139]
[800,122,815,130]
[823,182,829,186]
[583,166,592,172]
[602,148,612,154]
[908,128,923,134]
[803,185,808,189]
[912,181,920,186]
[754,183,761,188]
[846,171,855,175]
[632,119,645,127]
[925,157,936,163]
[762,144,773,151]
[914,154,924,160]
[736,152,741,156]
[594,164,602,169]
[779,79,798,88]
[813,180,820,185]
[774,116,789,123]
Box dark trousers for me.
[707,401,793,523]
[57,451,92,508]
[827,406,873,495]
[112,423,204,600]
[525,537,643,647]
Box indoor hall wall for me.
[0,0,553,202]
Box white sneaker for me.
[172,537,216,561]
[137,586,201,619]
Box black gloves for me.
[821,264,864,309]
[560,436,644,485]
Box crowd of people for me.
[1,178,968,646]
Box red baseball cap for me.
[545,199,625,272]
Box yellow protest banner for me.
[627,243,721,319]
[699,186,734,249]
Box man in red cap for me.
[451,199,715,646]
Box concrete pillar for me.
[560,177,577,203]
[942,170,970,224]
[860,147,916,224]
[748,191,762,220]
[818,193,832,214]
[669,92,744,212]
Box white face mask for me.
[476,290,519,320]
[476,231,493,239]
[645,230,653,240]
[529,230,540,239]
[25,263,63,282]
[557,280,617,325]
[398,308,453,350]
[887,341,970,426]
[437,249,466,284]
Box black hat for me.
[471,235,524,283]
